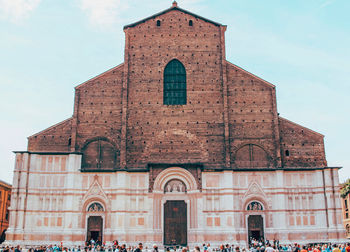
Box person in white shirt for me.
[265,244,274,252]
[206,244,212,252]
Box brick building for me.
[0,180,11,243]
[6,2,345,247]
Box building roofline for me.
[124,5,224,29]
[28,117,73,138]
[75,63,124,90]
[279,116,325,137]
[13,151,82,155]
[226,61,276,88]
[0,179,12,188]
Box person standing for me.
[300,246,308,252]
[332,245,341,252]
[203,244,207,252]
[345,243,350,252]
[120,244,127,252]
[194,246,200,252]
[265,244,274,252]
[152,244,158,252]
[206,244,212,252]
[134,243,143,252]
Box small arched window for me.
[157,20,161,26]
[285,150,290,156]
[189,20,193,26]
[163,59,186,105]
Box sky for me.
[0,0,349,185]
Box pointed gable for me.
[244,181,267,199]
[124,3,224,29]
[83,175,108,202]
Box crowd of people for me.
[1,241,350,252]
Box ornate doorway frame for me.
[244,200,266,245]
[84,202,106,244]
[152,167,199,246]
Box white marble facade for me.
[6,152,345,247]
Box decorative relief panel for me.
[164,179,187,193]
[247,201,263,211]
[148,164,202,192]
[88,202,104,212]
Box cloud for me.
[0,0,41,22]
[79,0,129,26]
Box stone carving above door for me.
[247,201,263,211]
[164,179,187,193]
[88,202,105,212]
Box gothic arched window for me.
[163,59,186,105]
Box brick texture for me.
[27,7,327,170]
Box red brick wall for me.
[74,64,123,153]
[226,62,280,168]
[279,117,327,168]
[26,7,327,170]
[124,9,226,168]
[28,118,72,152]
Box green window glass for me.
[163,59,186,105]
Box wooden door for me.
[248,215,264,243]
[87,216,103,243]
[164,200,187,246]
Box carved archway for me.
[84,201,106,244]
[153,167,198,193]
[81,197,108,229]
[243,195,268,211]
[243,198,267,245]
[152,167,199,241]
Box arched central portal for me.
[248,215,264,244]
[164,200,187,246]
[85,202,105,244]
[153,167,197,247]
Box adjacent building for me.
[340,183,350,239]
[0,180,11,243]
[6,2,345,247]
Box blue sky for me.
[0,0,349,184]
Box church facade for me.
[6,2,345,247]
